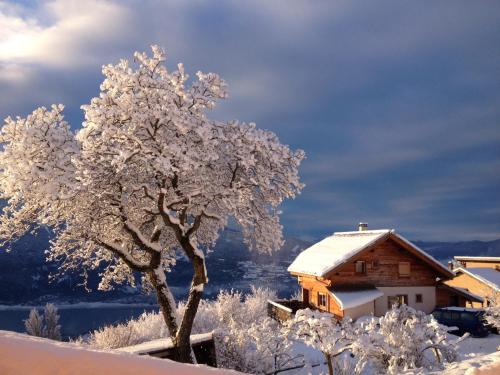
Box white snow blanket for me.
[0,330,241,375]
[118,332,214,354]
[288,230,390,276]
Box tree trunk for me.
[148,268,193,363]
[175,251,207,363]
[325,352,334,375]
[148,251,207,364]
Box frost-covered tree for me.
[0,46,304,362]
[284,309,356,375]
[24,303,61,340]
[352,305,457,374]
[25,308,44,338]
[43,303,62,340]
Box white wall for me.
[374,286,436,316]
[344,301,375,320]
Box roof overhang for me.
[328,287,384,310]
[437,283,484,303]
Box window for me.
[318,292,327,308]
[416,294,423,303]
[388,294,408,309]
[355,261,366,274]
[398,262,410,277]
[432,311,442,319]
[443,311,452,320]
[460,312,474,321]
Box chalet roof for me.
[328,286,384,310]
[454,256,500,262]
[454,267,500,291]
[287,229,453,278]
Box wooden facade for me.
[325,238,438,288]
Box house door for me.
[302,288,309,306]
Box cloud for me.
[0,0,132,69]
[0,0,498,241]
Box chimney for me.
[358,222,368,231]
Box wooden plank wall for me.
[326,238,438,287]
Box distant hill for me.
[414,239,500,262]
[0,228,498,305]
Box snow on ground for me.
[0,330,241,375]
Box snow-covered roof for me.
[328,287,384,309]
[454,256,500,262]
[287,229,390,276]
[455,267,500,291]
[287,228,452,278]
[118,332,214,355]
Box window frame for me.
[317,292,327,309]
[398,261,411,277]
[415,294,423,303]
[355,260,367,274]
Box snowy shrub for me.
[352,305,458,374]
[25,303,61,340]
[284,308,359,375]
[86,286,292,373]
[87,311,168,349]
[25,308,44,338]
[484,291,500,332]
[43,303,62,340]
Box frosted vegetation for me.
[0,46,304,362]
[82,287,460,375]
[25,303,62,341]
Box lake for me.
[0,304,159,339]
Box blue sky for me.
[0,0,499,241]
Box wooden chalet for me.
[287,223,456,320]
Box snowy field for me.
[0,329,497,374]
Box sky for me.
[0,0,499,242]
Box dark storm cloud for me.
[1,0,499,241]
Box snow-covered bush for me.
[86,287,294,373]
[484,291,500,332]
[87,311,168,349]
[352,305,458,374]
[25,308,44,338]
[284,308,359,375]
[43,303,62,340]
[25,303,61,340]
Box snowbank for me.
[0,330,241,375]
[441,351,500,375]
